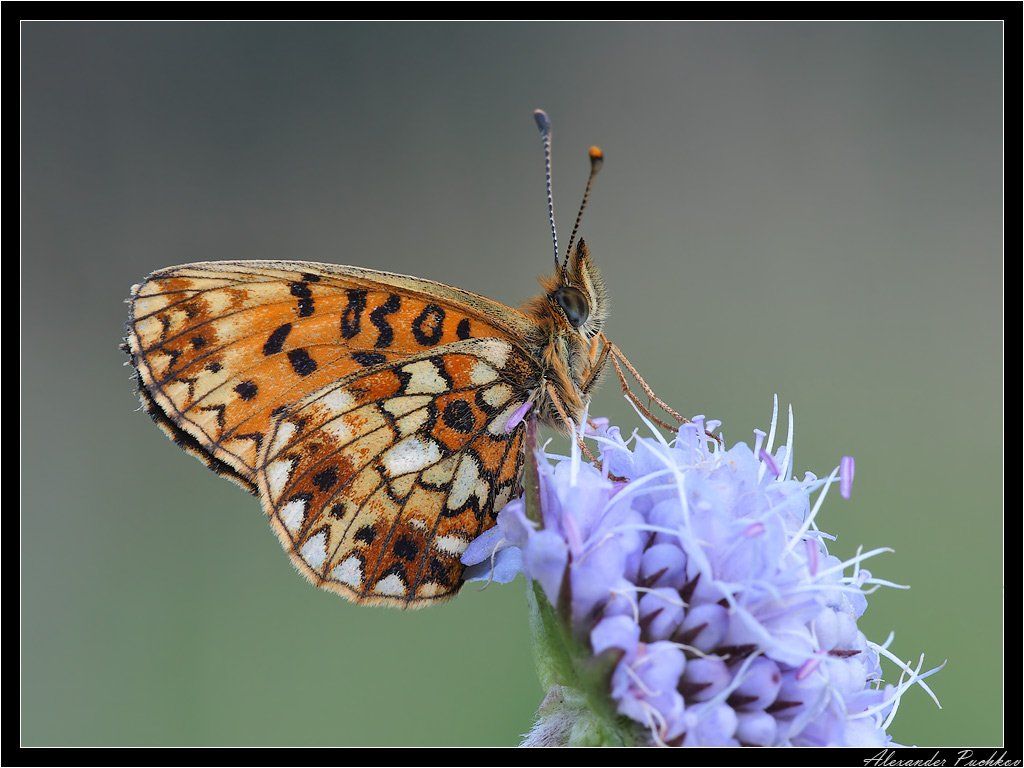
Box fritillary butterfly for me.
[124,111,683,607]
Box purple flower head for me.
[463,396,944,747]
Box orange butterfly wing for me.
[126,261,536,486]
[258,338,533,606]
[126,261,539,605]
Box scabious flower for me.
[462,398,943,747]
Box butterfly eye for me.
[552,286,590,329]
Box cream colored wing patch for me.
[256,338,533,607]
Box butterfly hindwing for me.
[126,261,536,491]
[256,338,531,606]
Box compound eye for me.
[553,286,590,329]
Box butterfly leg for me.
[600,335,722,443]
[587,333,603,367]
[602,337,685,422]
[545,382,600,463]
[580,334,612,397]
[608,354,682,432]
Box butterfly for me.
[124,110,685,608]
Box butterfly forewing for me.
[127,261,538,605]
[127,261,532,482]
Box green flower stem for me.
[519,423,640,747]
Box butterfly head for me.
[547,239,608,339]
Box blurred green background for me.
[21,21,1002,747]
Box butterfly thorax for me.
[521,240,609,431]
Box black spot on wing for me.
[370,294,402,348]
[287,348,317,376]
[341,289,367,340]
[393,535,418,561]
[312,466,338,492]
[456,318,472,340]
[352,351,387,367]
[263,323,292,355]
[291,282,315,317]
[441,399,475,434]
[427,557,451,587]
[234,380,258,400]
[355,525,376,544]
[412,304,445,346]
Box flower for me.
[462,397,944,747]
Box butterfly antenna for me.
[533,109,559,271]
[562,145,604,272]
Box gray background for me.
[22,21,1002,746]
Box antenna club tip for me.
[588,145,604,171]
[533,109,551,134]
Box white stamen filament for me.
[475,537,509,592]
[784,465,840,554]
[848,652,944,725]
[610,587,642,623]
[814,547,894,581]
[632,586,688,608]
[842,576,909,591]
[758,394,780,482]
[666,641,709,658]
[623,663,659,697]
[868,644,945,710]
[781,404,795,481]
[642,703,670,747]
